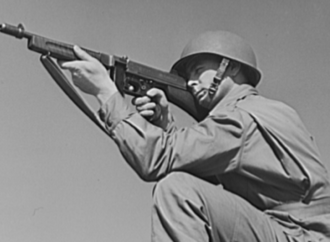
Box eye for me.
[187,66,204,80]
[194,66,204,75]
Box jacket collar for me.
[209,84,258,115]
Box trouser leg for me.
[151,172,288,242]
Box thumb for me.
[147,88,168,107]
[73,45,94,61]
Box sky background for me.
[1,0,330,241]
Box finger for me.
[146,88,165,98]
[57,59,64,66]
[58,59,84,71]
[146,88,168,107]
[136,102,156,111]
[133,96,151,106]
[73,45,95,62]
[139,110,154,117]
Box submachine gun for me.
[0,23,207,133]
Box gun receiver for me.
[0,23,207,121]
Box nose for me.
[187,79,199,88]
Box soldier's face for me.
[186,56,221,109]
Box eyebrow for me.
[186,59,203,74]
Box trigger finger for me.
[146,88,165,98]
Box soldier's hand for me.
[58,45,118,106]
[132,88,171,130]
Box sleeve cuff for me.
[98,92,135,133]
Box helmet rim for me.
[170,31,262,87]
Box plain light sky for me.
[1,0,330,241]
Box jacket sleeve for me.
[99,93,247,182]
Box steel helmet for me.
[171,30,261,87]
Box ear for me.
[228,61,241,77]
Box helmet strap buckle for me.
[208,58,230,96]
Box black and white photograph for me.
[1,0,330,241]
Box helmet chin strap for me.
[208,58,230,96]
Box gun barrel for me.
[0,23,31,39]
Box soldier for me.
[59,30,330,241]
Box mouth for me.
[194,89,207,100]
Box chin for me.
[198,95,213,110]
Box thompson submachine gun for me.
[0,23,207,133]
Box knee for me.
[152,172,195,204]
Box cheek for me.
[199,70,217,87]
